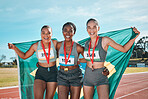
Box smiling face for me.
[87,20,100,38]
[63,25,75,41]
[41,27,52,43]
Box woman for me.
[8,25,58,99]
[83,18,140,99]
[56,22,84,99]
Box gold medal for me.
[64,67,68,72]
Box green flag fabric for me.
[14,28,136,99]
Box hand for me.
[102,67,109,76]
[8,43,15,50]
[36,62,39,67]
[79,58,87,63]
[132,27,140,35]
[77,61,81,66]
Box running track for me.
[0,72,148,99]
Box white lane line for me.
[0,91,19,95]
[116,87,148,99]
[120,76,148,85]
[0,97,20,99]
[0,84,33,90]
[119,79,148,87]
[0,86,18,90]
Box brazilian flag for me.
[13,28,136,99]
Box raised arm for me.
[8,43,37,59]
[104,27,140,53]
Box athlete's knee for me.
[45,94,54,99]
[34,92,44,99]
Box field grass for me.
[124,67,148,74]
[0,68,18,87]
[129,58,147,61]
[0,67,148,87]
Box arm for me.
[76,43,87,63]
[52,40,58,58]
[56,42,62,58]
[8,43,37,59]
[106,27,140,53]
[52,40,58,49]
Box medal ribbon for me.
[88,36,99,65]
[41,40,51,64]
[64,41,74,64]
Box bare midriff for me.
[87,61,105,69]
[39,61,56,67]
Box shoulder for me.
[102,36,112,42]
[85,39,90,45]
[52,39,58,48]
[102,36,110,40]
[57,41,63,50]
[57,41,62,46]
[31,42,38,51]
[76,42,84,49]
[76,42,84,53]
[52,39,58,44]
[32,42,38,47]
[102,36,115,46]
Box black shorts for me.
[35,65,57,82]
[57,68,83,86]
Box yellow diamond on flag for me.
[30,68,38,77]
[104,61,116,78]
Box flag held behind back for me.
[14,28,136,99]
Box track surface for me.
[0,72,148,99]
[114,72,148,99]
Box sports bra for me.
[84,37,107,62]
[58,41,78,66]
[36,40,57,63]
